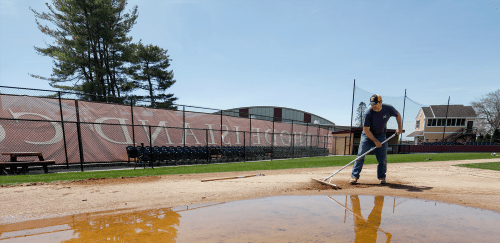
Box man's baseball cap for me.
[370,94,382,105]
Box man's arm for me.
[363,126,382,148]
[396,112,403,135]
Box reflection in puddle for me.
[1,196,499,242]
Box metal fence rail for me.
[0,86,336,172]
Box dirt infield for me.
[1,159,499,224]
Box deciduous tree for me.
[471,89,500,135]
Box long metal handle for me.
[323,133,396,182]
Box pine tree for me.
[30,0,138,101]
[355,102,367,127]
[128,42,177,109]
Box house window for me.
[416,120,420,129]
[426,118,470,127]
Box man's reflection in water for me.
[351,195,391,243]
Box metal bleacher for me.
[126,145,329,167]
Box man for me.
[351,195,390,243]
[350,94,402,185]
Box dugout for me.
[331,128,401,155]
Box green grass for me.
[455,161,500,171]
[0,153,497,185]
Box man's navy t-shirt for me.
[363,104,398,136]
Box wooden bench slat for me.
[0,160,56,175]
[0,161,55,165]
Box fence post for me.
[271,117,274,161]
[149,125,152,147]
[131,98,135,146]
[206,129,209,163]
[58,91,69,168]
[183,106,186,147]
[310,134,313,157]
[75,100,84,172]
[243,131,246,162]
[317,125,320,155]
[220,110,223,147]
[325,135,328,155]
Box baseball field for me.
[0,153,499,225]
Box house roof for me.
[421,105,476,118]
[407,130,423,137]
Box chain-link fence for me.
[0,86,334,171]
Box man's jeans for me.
[351,133,387,179]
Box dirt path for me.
[1,158,499,224]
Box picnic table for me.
[0,152,56,175]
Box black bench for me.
[1,152,55,175]
[0,160,56,174]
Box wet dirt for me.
[0,159,499,226]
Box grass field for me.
[455,161,500,171]
[0,153,498,185]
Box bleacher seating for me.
[125,144,329,166]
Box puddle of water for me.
[1,195,499,242]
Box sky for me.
[0,0,499,135]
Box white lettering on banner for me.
[294,132,303,146]
[264,129,278,146]
[221,125,230,145]
[205,124,216,145]
[280,130,291,145]
[181,123,201,145]
[138,120,174,145]
[94,117,132,144]
[252,127,261,145]
[0,124,5,143]
[9,109,63,145]
[234,126,241,145]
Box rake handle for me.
[323,133,396,182]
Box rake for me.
[312,133,396,188]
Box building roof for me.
[407,130,423,137]
[225,106,335,125]
[421,105,476,118]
